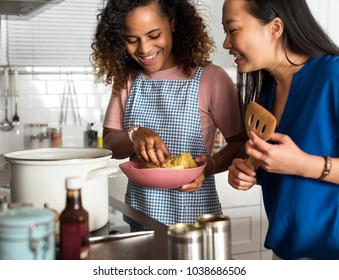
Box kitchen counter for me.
[0,158,169,260]
[90,196,169,260]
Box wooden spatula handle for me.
[246,156,256,169]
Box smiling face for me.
[123,3,176,73]
[222,0,282,73]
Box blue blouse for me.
[259,54,339,259]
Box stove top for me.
[90,204,130,238]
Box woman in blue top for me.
[224,0,339,259]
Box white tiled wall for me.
[0,70,112,154]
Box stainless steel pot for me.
[4,148,118,231]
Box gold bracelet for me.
[319,156,331,180]
[128,125,142,143]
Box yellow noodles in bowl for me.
[144,153,197,169]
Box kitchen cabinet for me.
[215,172,271,260]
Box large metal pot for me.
[4,148,118,231]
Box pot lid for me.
[4,148,112,162]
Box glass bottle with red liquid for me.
[59,177,90,260]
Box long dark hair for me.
[239,0,339,108]
[91,0,214,95]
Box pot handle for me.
[86,162,119,181]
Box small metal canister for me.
[0,207,55,260]
[51,127,62,148]
[167,223,204,260]
[196,214,232,260]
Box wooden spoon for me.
[244,101,277,169]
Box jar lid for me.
[0,208,54,227]
[0,208,55,242]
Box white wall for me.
[199,0,235,68]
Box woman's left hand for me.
[178,172,205,192]
[177,155,206,192]
[247,131,305,175]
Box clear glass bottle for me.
[29,123,40,149]
[59,177,90,260]
[84,122,98,147]
[39,124,49,148]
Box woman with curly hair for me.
[91,0,244,230]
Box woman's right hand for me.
[228,158,257,191]
[132,126,170,166]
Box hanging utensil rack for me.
[59,73,81,125]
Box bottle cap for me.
[65,177,83,190]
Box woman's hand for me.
[178,171,205,192]
[228,158,257,190]
[246,131,305,176]
[177,155,207,192]
[132,126,170,166]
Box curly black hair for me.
[91,0,215,95]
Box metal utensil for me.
[89,230,154,244]
[0,69,14,132]
[244,101,277,169]
[59,73,81,125]
[0,96,14,131]
[12,70,20,134]
[12,96,19,124]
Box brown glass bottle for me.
[59,177,90,260]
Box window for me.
[5,0,103,67]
